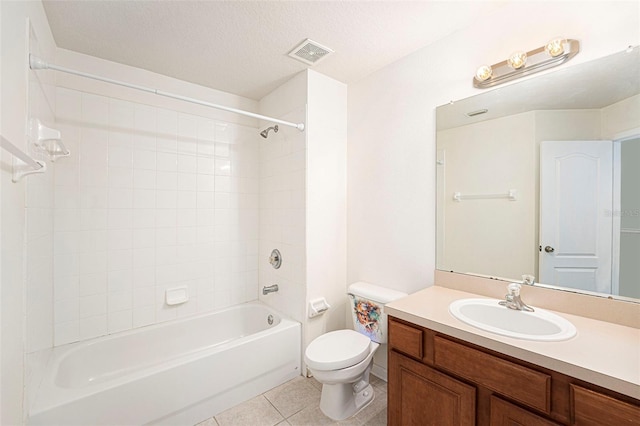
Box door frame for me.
[611,127,640,296]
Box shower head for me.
[260,125,279,138]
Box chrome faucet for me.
[498,283,534,312]
[522,274,535,286]
[262,284,279,295]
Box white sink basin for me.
[449,298,577,342]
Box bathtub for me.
[29,302,301,425]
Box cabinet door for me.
[389,351,475,426]
[491,395,561,426]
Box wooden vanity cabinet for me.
[388,317,640,426]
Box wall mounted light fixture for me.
[473,38,580,88]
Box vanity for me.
[385,284,640,426]
[387,46,640,425]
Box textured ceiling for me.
[42,0,507,100]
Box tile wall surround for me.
[25,23,57,353]
[24,110,56,354]
[256,71,308,333]
[258,108,307,324]
[52,87,261,346]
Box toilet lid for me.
[305,330,371,371]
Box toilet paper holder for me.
[308,297,331,318]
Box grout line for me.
[268,401,288,419]
[262,394,287,424]
[206,376,386,426]
[263,382,303,421]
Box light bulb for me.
[507,51,527,69]
[545,38,565,57]
[475,65,493,82]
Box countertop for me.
[385,286,640,399]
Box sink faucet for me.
[499,283,534,312]
[262,284,279,295]
[522,274,535,286]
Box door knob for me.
[544,246,555,253]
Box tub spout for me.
[263,284,279,295]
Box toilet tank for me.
[348,282,408,344]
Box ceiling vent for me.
[288,39,334,66]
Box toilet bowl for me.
[305,282,407,421]
[305,330,379,420]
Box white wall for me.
[347,1,640,296]
[305,70,347,347]
[1,1,57,423]
[437,112,537,280]
[258,70,348,372]
[601,94,640,139]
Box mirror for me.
[436,48,640,301]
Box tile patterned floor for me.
[196,375,387,426]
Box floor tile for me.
[362,407,386,426]
[199,375,387,426]
[265,376,322,418]
[286,405,361,426]
[215,395,284,426]
[307,376,324,391]
[370,375,386,390]
[354,389,387,424]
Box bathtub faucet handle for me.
[269,249,282,269]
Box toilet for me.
[304,282,407,421]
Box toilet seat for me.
[305,330,371,371]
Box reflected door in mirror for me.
[539,141,613,293]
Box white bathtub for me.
[29,302,301,425]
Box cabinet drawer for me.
[491,395,561,426]
[434,336,551,413]
[389,319,423,359]
[571,384,640,425]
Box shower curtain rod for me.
[29,55,305,132]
